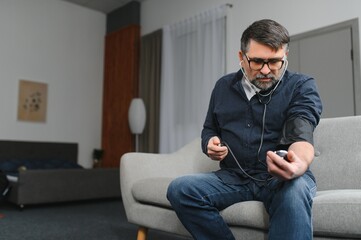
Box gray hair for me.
[241,19,290,53]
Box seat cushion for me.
[220,201,269,229]
[312,189,361,238]
[132,177,269,230]
[132,177,173,208]
[132,178,361,237]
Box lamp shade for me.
[128,98,146,134]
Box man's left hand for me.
[266,149,309,181]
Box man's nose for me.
[260,63,271,75]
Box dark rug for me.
[0,199,191,240]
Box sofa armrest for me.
[120,138,219,218]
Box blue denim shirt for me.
[201,69,322,184]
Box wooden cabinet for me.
[101,25,140,168]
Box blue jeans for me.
[167,172,316,240]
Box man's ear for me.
[238,51,244,62]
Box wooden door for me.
[101,25,140,168]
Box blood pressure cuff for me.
[278,117,315,148]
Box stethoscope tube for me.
[226,59,289,181]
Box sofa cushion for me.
[311,116,361,191]
[312,190,361,238]
[220,201,269,230]
[132,177,269,230]
[133,178,361,238]
[132,177,173,208]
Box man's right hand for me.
[207,136,228,161]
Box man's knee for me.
[167,175,194,205]
[167,174,212,208]
[281,175,316,204]
[167,177,182,203]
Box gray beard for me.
[251,74,279,91]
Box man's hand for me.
[207,136,228,161]
[266,141,314,180]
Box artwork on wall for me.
[17,80,48,122]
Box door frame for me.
[290,18,361,115]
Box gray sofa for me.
[120,115,361,240]
[0,140,121,208]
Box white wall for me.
[0,0,106,168]
[141,0,361,73]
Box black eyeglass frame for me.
[244,54,286,71]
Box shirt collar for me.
[241,77,259,100]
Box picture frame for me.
[17,80,48,122]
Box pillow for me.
[0,159,22,176]
[30,158,83,169]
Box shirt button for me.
[247,123,251,128]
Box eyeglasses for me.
[244,54,286,71]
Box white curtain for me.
[160,5,228,153]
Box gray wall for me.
[0,0,106,168]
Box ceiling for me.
[61,0,140,14]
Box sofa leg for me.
[137,226,148,240]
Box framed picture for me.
[17,80,48,122]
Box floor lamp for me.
[128,98,146,152]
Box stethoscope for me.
[225,59,288,182]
